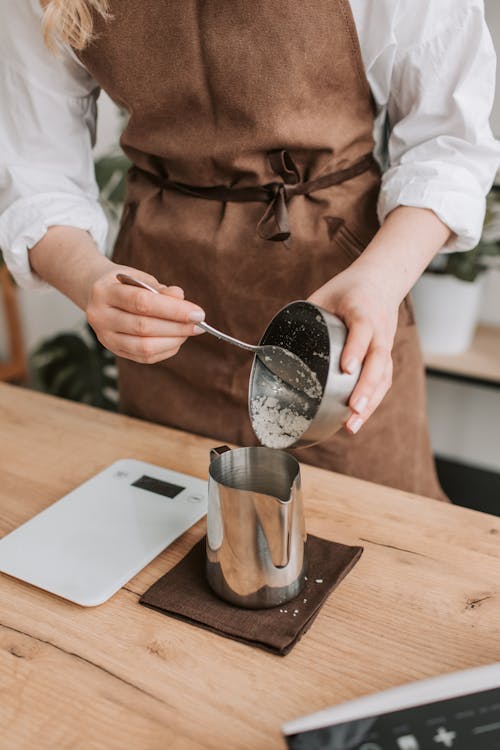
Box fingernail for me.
[352,395,368,414]
[189,310,205,322]
[345,357,360,374]
[193,325,205,334]
[348,416,363,434]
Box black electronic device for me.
[283,664,500,750]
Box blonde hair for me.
[41,0,110,51]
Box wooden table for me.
[1,383,499,750]
[425,324,500,389]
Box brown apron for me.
[80,0,445,500]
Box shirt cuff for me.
[0,192,108,289]
[377,162,487,253]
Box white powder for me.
[251,395,312,449]
[289,353,323,400]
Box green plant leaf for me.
[30,326,118,411]
[94,153,131,205]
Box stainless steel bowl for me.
[248,300,360,449]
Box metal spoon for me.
[116,273,322,399]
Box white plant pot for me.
[412,273,484,355]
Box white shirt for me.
[0,0,499,289]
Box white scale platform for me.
[0,459,207,606]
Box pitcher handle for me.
[210,445,231,463]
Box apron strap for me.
[133,151,375,248]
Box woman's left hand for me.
[308,264,400,435]
[309,206,452,434]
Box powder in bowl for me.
[250,394,312,449]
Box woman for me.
[0,0,498,499]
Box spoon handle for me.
[116,273,258,352]
[195,320,258,351]
[116,273,161,295]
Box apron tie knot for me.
[257,183,292,246]
[255,150,302,247]
[133,151,376,249]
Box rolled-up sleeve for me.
[378,0,500,252]
[0,1,108,289]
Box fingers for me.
[118,269,184,299]
[96,307,201,339]
[101,332,187,364]
[346,348,393,434]
[104,283,205,323]
[87,268,206,365]
[161,285,184,300]
[308,273,399,434]
[363,361,393,419]
[337,312,393,434]
[340,315,373,375]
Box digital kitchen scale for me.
[283,662,500,749]
[0,459,207,606]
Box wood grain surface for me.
[0,383,499,750]
[424,324,500,384]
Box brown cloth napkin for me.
[140,535,362,656]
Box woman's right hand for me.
[86,264,206,364]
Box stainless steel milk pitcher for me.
[206,445,308,608]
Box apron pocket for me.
[324,216,367,275]
[336,224,366,261]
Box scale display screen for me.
[286,687,500,749]
[132,474,184,498]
